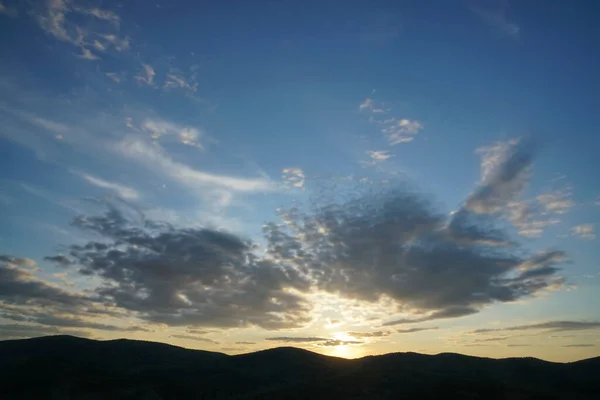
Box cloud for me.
[0,324,87,340]
[367,150,392,162]
[466,138,533,214]
[282,168,305,189]
[383,119,424,145]
[44,254,73,267]
[74,6,119,26]
[33,0,127,59]
[164,70,197,92]
[100,34,130,51]
[27,139,569,332]
[506,200,560,238]
[469,0,520,39]
[0,255,37,268]
[382,308,478,326]
[0,106,70,135]
[118,139,274,194]
[265,337,328,343]
[170,334,219,344]
[53,200,312,329]
[359,98,374,111]
[73,171,140,199]
[469,321,600,334]
[264,337,362,346]
[537,189,574,215]
[0,255,88,307]
[474,336,510,342]
[30,314,146,332]
[135,64,156,86]
[396,326,439,334]
[0,1,18,17]
[105,72,121,83]
[506,344,531,347]
[266,156,566,324]
[141,118,204,150]
[235,341,256,345]
[570,224,595,240]
[77,46,99,60]
[319,339,362,347]
[560,344,595,348]
[358,95,421,145]
[347,331,390,338]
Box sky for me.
[0,0,599,362]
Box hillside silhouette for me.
[1,335,599,399]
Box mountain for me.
[0,335,598,399]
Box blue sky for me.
[0,0,599,360]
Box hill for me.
[0,335,598,399]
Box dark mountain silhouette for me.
[0,335,598,399]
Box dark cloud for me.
[170,334,219,344]
[382,307,478,326]
[60,201,312,330]
[44,255,73,267]
[347,331,390,338]
[506,344,532,347]
[265,337,328,343]
[264,147,565,323]
[470,321,600,334]
[34,141,566,331]
[396,326,439,334]
[560,344,595,348]
[28,314,148,332]
[318,339,362,347]
[235,341,256,345]
[474,336,509,342]
[0,256,90,307]
[186,329,210,335]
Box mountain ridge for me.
[1,335,599,399]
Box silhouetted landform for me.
[1,336,599,399]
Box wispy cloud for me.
[382,308,478,327]
[570,224,595,240]
[105,72,121,83]
[72,171,140,200]
[169,334,219,344]
[265,336,328,343]
[469,321,600,334]
[164,69,198,92]
[264,336,362,347]
[561,344,595,348]
[359,97,384,113]
[0,106,70,136]
[347,331,391,339]
[383,119,424,145]
[135,64,156,86]
[396,326,439,334]
[141,118,204,150]
[537,188,574,215]
[367,150,391,161]
[469,0,520,39]
[0,1,18,17]
[359,95,423,145]
[73,6,120,26]
[33,0,128,60]
[117,139,274,194]
[282,168,305,189]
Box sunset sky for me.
[1,0,599,362]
